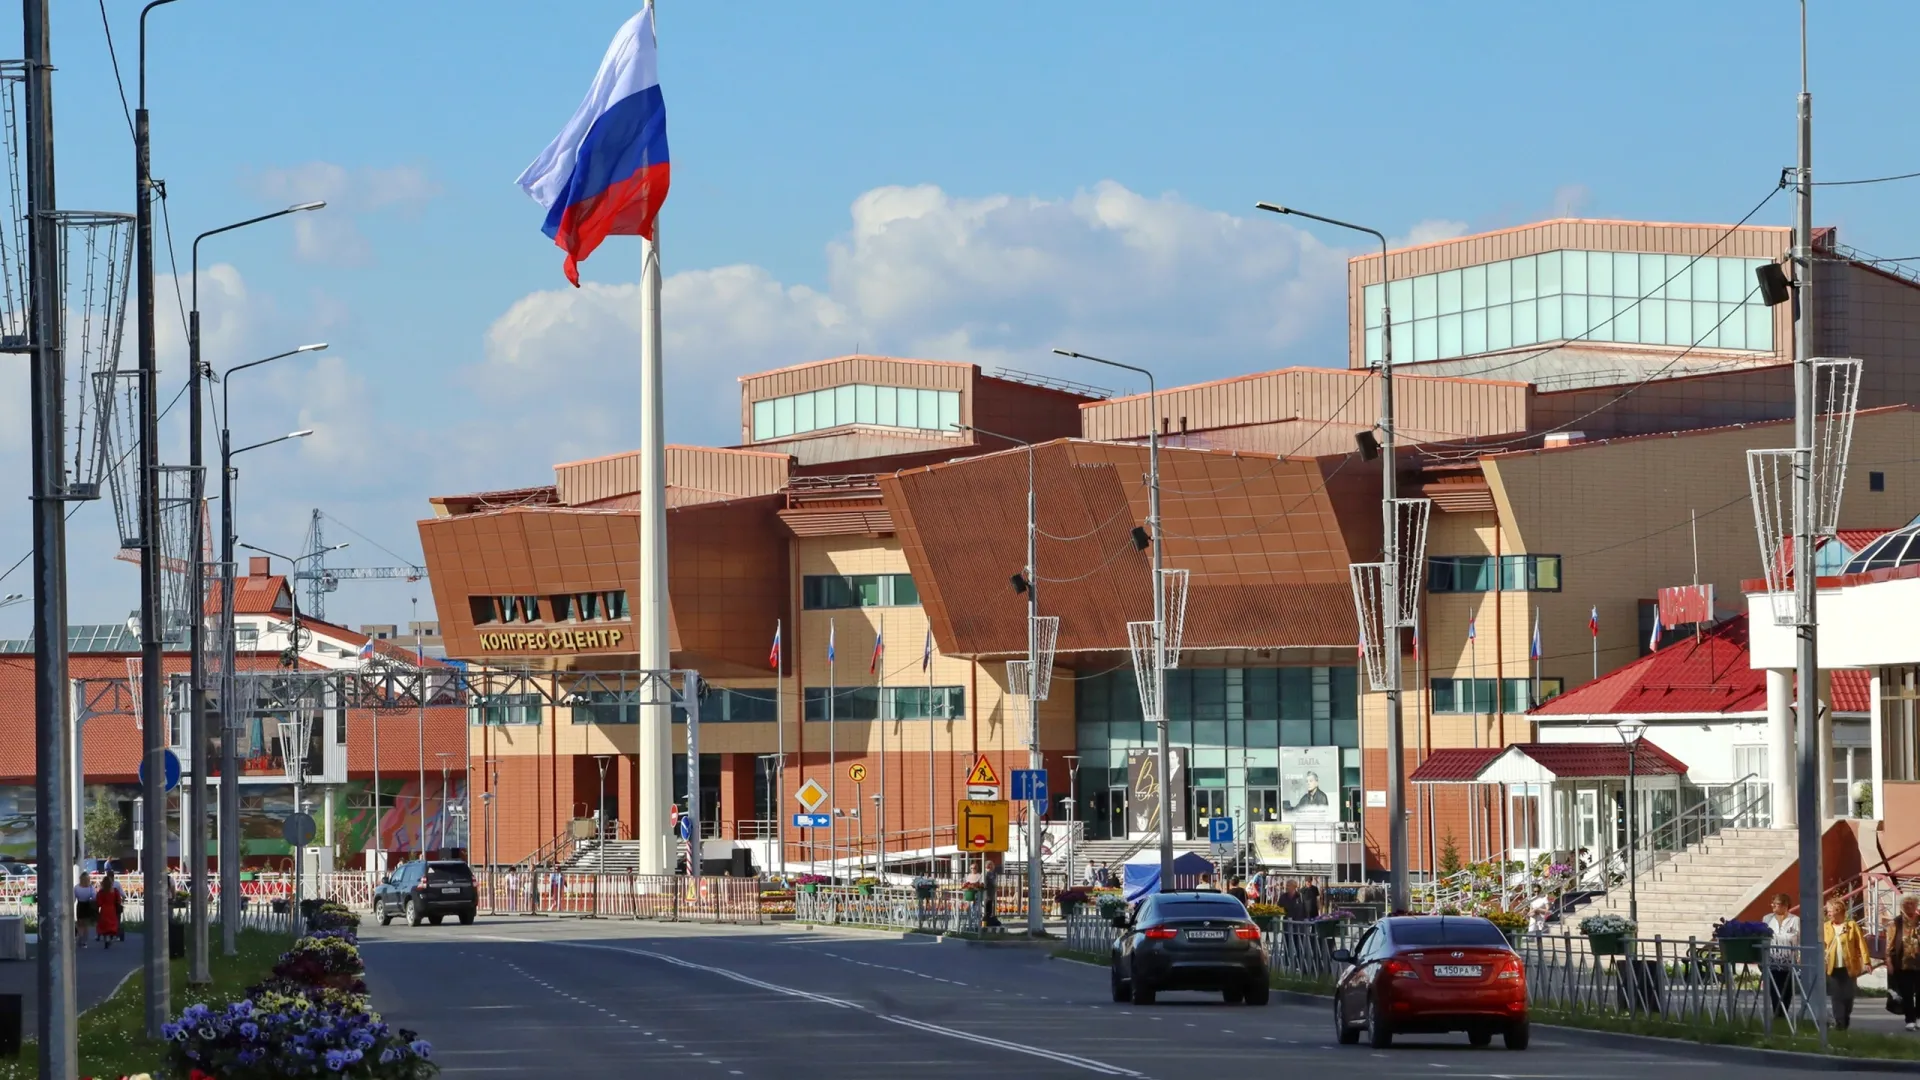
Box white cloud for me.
[242,163,441,267]
[476,180,1364,449]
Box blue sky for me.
[5,0,1920,635]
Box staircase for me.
[560,839,647,873]
[1571,828,1799,943]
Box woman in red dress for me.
[95,869,123,947]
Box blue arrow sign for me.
[138,749,181,793]
[1207,816,1234,844]
[1010,769,1048,804]
[792,813,831,829]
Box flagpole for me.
[926,628,935,866]
[1592,606,1598,681]
[829,617,837,881]
[775,619,784,873]
[876,612,886,877]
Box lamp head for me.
[296,343,328,353]
[1615,717,1648,747]
[1254,202,1290,216]
[288,429,314,439]
[289,201,327,213]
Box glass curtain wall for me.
[1072,667,1361,840]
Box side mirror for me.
[1331,948,1355,965]
[1110,916,1130,930]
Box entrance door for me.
[1247,788,1280,823]
[1576,789,1600,852]
[1191,789,1228,837]
[1107,787,1127,840]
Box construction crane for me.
[297,509,427,621]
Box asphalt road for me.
[359,916,1881,1079]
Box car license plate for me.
[441,887,461,894]
[1433,965,1482,977]
[1185,930,1225,940]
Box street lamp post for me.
[0,593,24,610]
[1064,753,1079,887]
[187,203,324,980]
[955,421,1045,933]
[216,342,326,955]
[594,754,612,876]
[1254,202,1411,913]
[1053,349,1168,887]
[437,752,455,854]
[1616,718,1646,926]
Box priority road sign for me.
[795,778,828,812]
[792,813,830,829]
[1011,769,1048,804]
[957,799,1008,852]
[848,763,867,783]
[1208,816,1234,844]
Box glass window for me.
[918,389,940,431]
[1487,260,1512,305]
[1560,248,1586,294]
[1615,298,1640,343]
[1437,269,1462,315]
[794,391,814,433]
[1562,294,1587,339]
[1666,255,1692,301]
[1665,299,1691,345]
[876,386,897,426]
[1364,283,1384,329]
[1438,313,1463,359]
[1512,255,1536,301]
[1413,318,1437,363]
[1640,253,1667,300]
[1587,250,1611,295]
[938,391,961,434]
[1461,264,1487,310]
[855,384,876,424]
[1537,250,1562,296]
[1538,292,1562,339]
[1462,309,1487,355]
[813,388,834,429]
[897,387,918,428]
[1487,304,1511,351]
[752,400,774,440]
[1642,297,1665,343]
[1388,278,1413,319]
[836,385,856,426]
[1718,304,1745,350]
[1692,258,1719,303]
[1747,304,1773,351]
[772,396,794,438]
[1612,252,1638,298]
[1512,299,1537,343]
[1413,274,1437,319]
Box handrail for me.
[1625,772,1770,885]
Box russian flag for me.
[517,7,671,286]
[1530,610,1542,660]
[357,639,376,662]
[870,630,884,676]
[769,621,782,672]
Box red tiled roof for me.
[1530,614,1867,717]
[204,575,292,615]
[1503,740,1689,779]
[1410,747,1502,783]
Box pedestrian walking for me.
[1226,877,1248,905]
[1299,879,1321,919]
[1824,897,1869,1030]
[96,870,123,948]
[503,868,521,913]
[1761,892,1800,1017]
[73,872,97,947]
[548,866,565,912]
[981,858,1001,930]
[1887,894,1920,1030]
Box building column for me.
[1768,668,1796,829]
[1870,670,1886,821]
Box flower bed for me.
[162,995,437,1079]
[1712,919,1774,965]
[1579,914,1637,955]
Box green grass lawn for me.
[0,928,291,1080]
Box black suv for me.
[1109,890,1271,1006]
[373,860,478,926]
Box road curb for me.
[791,922,1062,949]
[1269,987,1920,1073]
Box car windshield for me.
[1154,899,1248,920]
[1391,918,1506,947]
[425,864,473,882]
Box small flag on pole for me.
[1530,610,1542,660]
[357,639,376,662]
[870,630,884,675]
[1648,616,1663,651]
[1467,613,1476,641]
[769,621,782,671]
[922,626,933,672]
[827,619,836,664]
[1589,606,1600,638]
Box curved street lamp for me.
[1615,717,1648,926]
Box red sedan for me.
[1332,915,1528,1050]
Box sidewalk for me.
[0,932,145,1038]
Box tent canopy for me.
[1120,850,1216,902]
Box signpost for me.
[795,778,827,812]
[966,755,1000,801]
[138,749,181,793]
[957,800,1008,853]
[1010,769,1048,804]
[848,763,867,784]
[792,813,830,829]
[1207,816,1234,845]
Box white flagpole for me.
[877,611,886,877]
[927,629,935,865]
[829,617,837,881]
[636,226,672,876]
[775,619,784,873]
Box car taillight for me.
[1496,956,1524,981]
[1234,925,1263,941]
[1142,926,1178,940]
[1381,959,1419,979]
[413,883,426,892]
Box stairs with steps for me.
[1570,827,1799,943]
[558,839,646,873]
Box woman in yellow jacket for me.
[1823,898,1871,1030]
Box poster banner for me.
[1279,746,1339,823]
[1126,748,1187,839]
[1251,822,1294,867]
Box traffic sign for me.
[957,799,1008,852]
[792,813,830,829]
[848,763,867,783]
[1011,769,1048,804]
[966,786,1000,801]
[966,755,1000,786]
[1208,816,1235,844]
[795,778,828,812]
[282,812,317,848]
[138,749,181,793]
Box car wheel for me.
[1503,1021,1530,1051]
[1110,967,1130,1003]
[1244,980,1270,1006]
[406,899,423,927]
[1367,994,1393,1049]
[378,907,392,927]
[459,907,476,925]
[1335,1000,1361,1045]
[1130,976,1157,1006]
[1468,1028,1493,1048]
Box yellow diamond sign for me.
[795,778,828,812]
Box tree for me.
[82,797,128,859]
[1438,830,1463,877]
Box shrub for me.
[309,902,362,934]
[272,935,365,985]
[1481,908,1528,932]
[1247,903,1286,919]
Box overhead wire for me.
[96,0,134,139]
[1813,169,1920,187]
[321,512,425,568]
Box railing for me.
[1626,775,1771,886]
[735,819,778,840]
[1518,933,1826,1041]
[479,870,763,924]
[794,885,985,935]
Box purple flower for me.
[239,1021,259,1040]
[410,1039,432,1059]
[326,1048,350,1070]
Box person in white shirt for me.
[1763,892,1801,1016]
